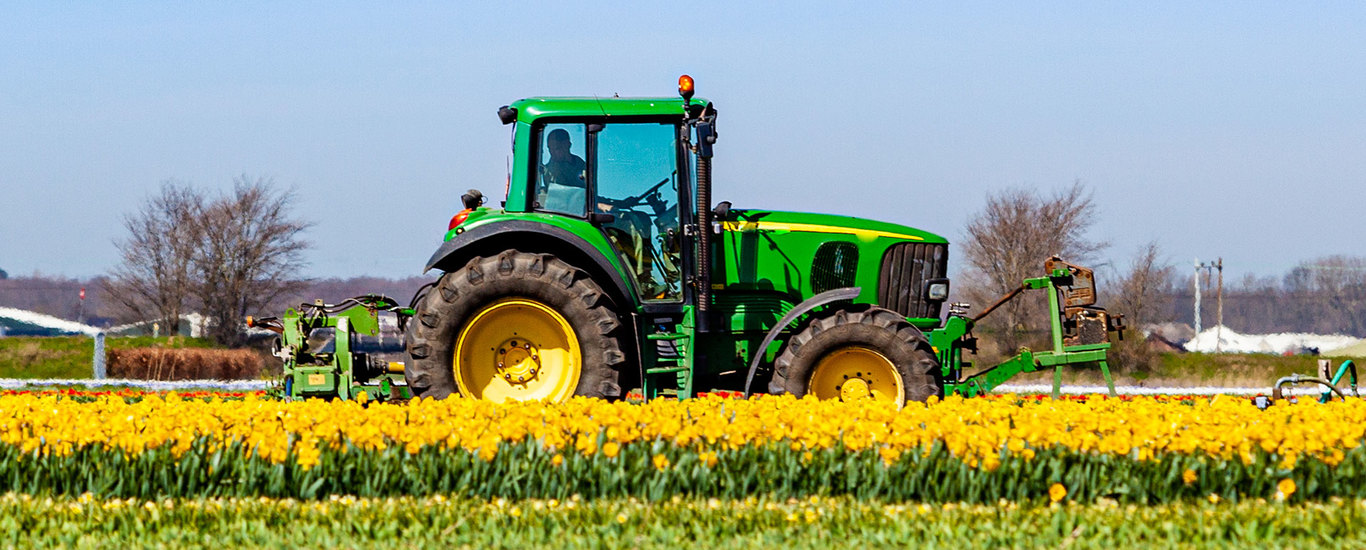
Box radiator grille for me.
[811,242,858,294]
[878,243,948,319]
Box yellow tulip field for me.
[0,391,1360,503]
[1,389,1364,546]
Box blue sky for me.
[2,2,1364,284]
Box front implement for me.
[934,257,1125,399]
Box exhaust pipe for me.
[680,76,718,333]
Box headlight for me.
[926,281,949,301]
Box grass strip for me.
[0,336,219,379]
[0,494,1359,549]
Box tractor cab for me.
[529,120,685,302]
[460,94,719,311]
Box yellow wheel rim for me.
[453,298,581,403]
[808,346,904,406]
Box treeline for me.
[7,254,1364,342]
[1154,256,1366,337]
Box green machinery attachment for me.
[250,295,414,402]
[935,256,1126,399]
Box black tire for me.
[404,249,628,400]
[769,306,941,403]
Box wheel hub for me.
[838,376,872,401]
[497,339,542,383]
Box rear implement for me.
[251,295,413,402]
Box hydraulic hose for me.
[1272,374,1350,402]
[971,284,1026,324]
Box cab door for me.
[591,122,684,303]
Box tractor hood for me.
[719,209,949,245]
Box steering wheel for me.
[613,177,671,209]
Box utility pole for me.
[1193,258,1224,352]
[1193,258,1202,349]
[1215,258,1223,351]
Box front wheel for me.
[404,250,628,402]
[769,307,941,406]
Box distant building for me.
[0,267,7,279]
[0,307,102,337]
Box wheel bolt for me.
[524,344,531,349]
[517,375,525,382]
[498,362,504,368]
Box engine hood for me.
[718,209,949,245]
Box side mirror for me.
[695,121,715,158]
[461,189,485,209]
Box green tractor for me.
[258,76,1121,404]
[393,76,1124,405]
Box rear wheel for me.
[770,307,941,406]
[405,250,627,402]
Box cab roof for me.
[509,97,709,122]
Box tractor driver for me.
[538,128,587,213]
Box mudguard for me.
[742,286,862,397]
[423,219,637,304]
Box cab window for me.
[533,124,588,215]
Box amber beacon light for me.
[678,74,694,100]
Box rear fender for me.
[424,219,637,309]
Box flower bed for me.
[0,393,1360,501]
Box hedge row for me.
[107,348,262,380]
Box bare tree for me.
[106,176,311,346]
[960,181,1106,353]
[193,175,312,346]
[1110,241,1176,328]
[1104,241,1175,371]
[104,181,203,333]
